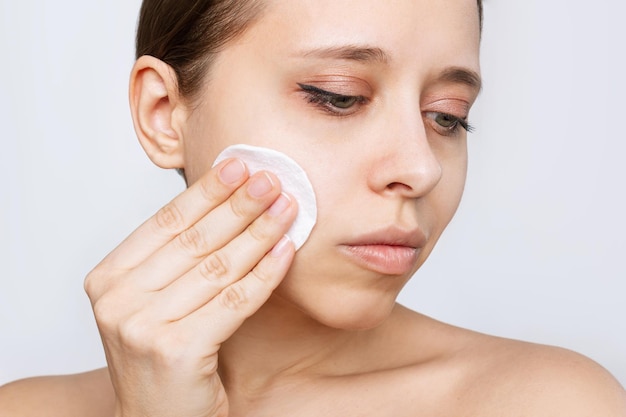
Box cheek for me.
[433,151,468,230]
[181,95,280,183]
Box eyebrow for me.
[437,66,483,93]
[295,45,482,93]
[297,45,390,64]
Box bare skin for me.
[1,309,625,416]
[1,0,625,416]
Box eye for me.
[424,111,474,136]
[435,113,458,128]
[297,83,367,115]
[328,95,359,109]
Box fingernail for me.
[248,173,274,198]
[267,193,291,217]
[271,235,292,257]
[219,159,246,184]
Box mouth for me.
[339,227,427,276]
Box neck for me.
[217,294,375,394]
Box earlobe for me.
[129,55,186,169]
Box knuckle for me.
[197,174,220,202]
[91,294,120,331]
[85,266,116,304]
[219,284,250,311]
[83,269,102,299]
[176,226,208,256]
[250,266,274,284]
[198,252,230,282]
[92,292,150,350]
[228,195,249,220]
[155,203,186,233]
[247,220,272,243]
[118,313,152,349]
[149,332,187,366]
[104,310,187,367]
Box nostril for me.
[386,182,413,192]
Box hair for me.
[136,0,265,104]
[136,0,483,103]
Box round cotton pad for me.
[213,144,318,250]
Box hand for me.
[84,159,298,417]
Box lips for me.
[339,227,427,276]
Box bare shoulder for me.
[391,307,626,416]
[0,368,115,417]
[457,336,626,416]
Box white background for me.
[1,1,624,386]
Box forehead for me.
[251,0,481,71]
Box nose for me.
[367,110,443,199]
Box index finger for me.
[101,158,249,270]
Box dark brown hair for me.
[136,0,265,103]
[136,0,483,102]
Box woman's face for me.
[181,0,481,329]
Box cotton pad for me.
[213,144,317,250]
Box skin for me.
[1,0,625,416]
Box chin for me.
[276,283,402,331]
[314,305,397,331]
[273,241,416,330]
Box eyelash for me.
[298,83,367,116]
[424,112,475,136]
[297,83,475,136]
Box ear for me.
[129,55,187,169]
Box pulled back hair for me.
[136,0,265,103]
[136,0,483,102]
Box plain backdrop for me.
[1,1,624,386]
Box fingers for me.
[150,193,298,320]
[127,171,287,292]
[176,235,296,346]
[99,158,249,271]
[85,159,290,300]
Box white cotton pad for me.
[213,144,317,250]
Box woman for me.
[1,0,625,416]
